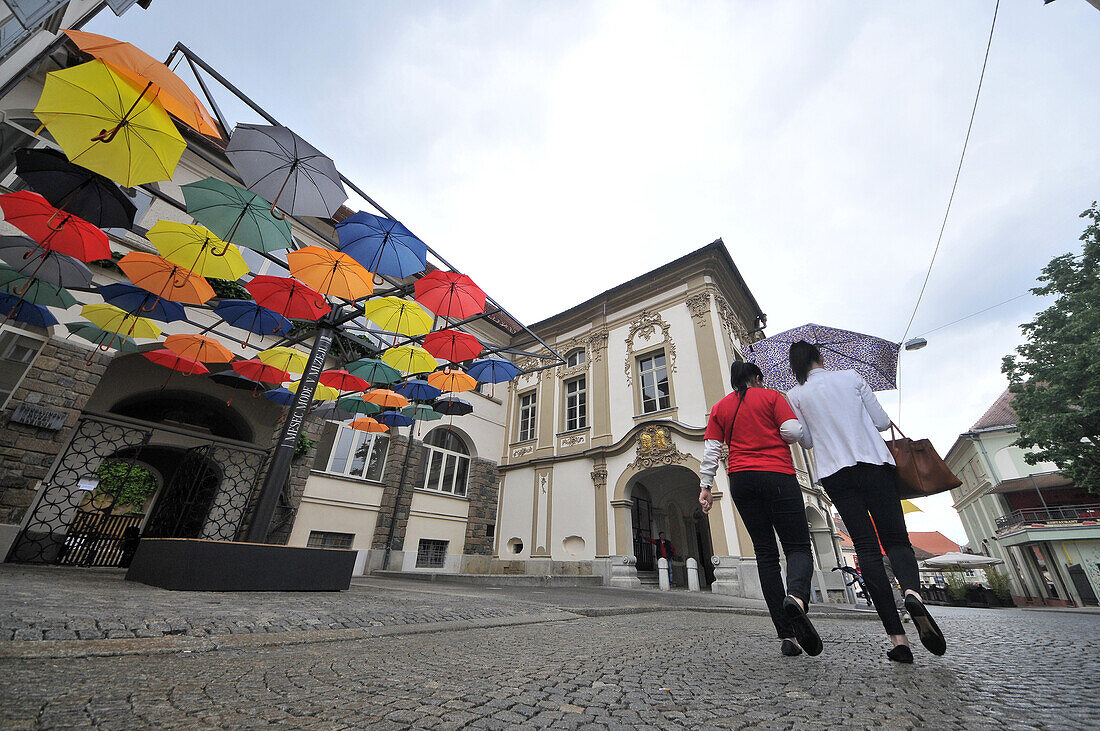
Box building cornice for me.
[499,418,705,472]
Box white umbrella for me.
[920,552,1003,570]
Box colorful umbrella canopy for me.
[263,387,294,405]
[377,411,415,428]
[245,274,330,320]
[231,358,292,384]
[209,371,264,393]
[0,191,110,262]
[0,266,78,309]
[14,147,136,229]
[117,252,215,305]
[286,380,339,401]
[360,296,432,336]
[181,177,294,253]
[395,379,442,402]
[336,396,381,416]
[80,302,161,339]
[362,389,409,409]
[466,357,521,384]
[414,271,487,320]
[146,220,249,280]
[382,344,438,375]
[97,282,186,323]
[144,348,209,375]
[745,323,900,392]
[433,396,473,416]
[345,358,402,385]
[63,29,221,138]
[286,245,373,300]
[65,322,140,353]
[0,293,57,327]
[224,123,347,218]
[349,417,388,433]
[257,346,308,374]
[335,211,428,278]
[214,299,291,340]
[401,404,443,422]
[163,333,234,363]
[427,368,478,393]
[319,369,370,392]
[422,330,483,363]
[34,60,186,186]
[0,236,92,289]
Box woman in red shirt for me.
[699,362,821,657]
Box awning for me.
[988,472,1073,494]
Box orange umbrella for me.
[163,334,234,363]
[349,417,389,433]
[286,246,373,301]
[118,252,214,305]
[427,368,478,393]
[362,389,409,409]
[63,29,221,138]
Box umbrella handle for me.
[269,203,286,221]
[211,240,232,257]
[91,125,122,144]
[45,209,69,233]
[171,268,190,289]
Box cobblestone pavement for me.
[1,604,1097,729]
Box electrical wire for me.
[916,292,1030,338]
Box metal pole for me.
[1028,473,1051,515]
[244,323,335,542]
[382,423,418,570]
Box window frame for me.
[637,349,673,415]
[563,375,587,432]
[0,324,47,411]
[317,424,390,482]
[516,390,537,443]
[422,429,471,497]
[565,348,586,368]
[306,531,354,549]
[415,538,448,568]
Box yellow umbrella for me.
[901,500,923,515]
[382,345,438,375]
[146,220,249,281]
[80,303,161,339]
[361,296,433,337]
[257,346,308,374]
[287,380,339,401]
[34,60,186,187]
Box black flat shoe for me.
[887,645,914,663]
[781,639,803,657]
[782,596,823,657]
[904,594,947,656]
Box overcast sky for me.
[88,1,1100,543]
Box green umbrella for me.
[336,396,381,416]
[181,177,294,253]
[65,322,141,353]
[345,357,401,385]
[0,265,78,309]
[401,404,443,422]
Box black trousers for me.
[730,470,814,639]
[822,462,920,636]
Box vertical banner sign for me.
[245,325,335,542]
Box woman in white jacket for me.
[786,341,946,664]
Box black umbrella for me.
[15,148,137,230]
[433,396,473,416]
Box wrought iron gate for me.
[6,413,270,565]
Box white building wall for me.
[549,459,596,561]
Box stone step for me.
[369,570,604,587]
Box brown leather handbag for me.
[885,423,962,499]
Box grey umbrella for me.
[0,235,93,289]
[224,123,348,219]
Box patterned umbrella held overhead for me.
[745,323,900,392]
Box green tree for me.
[944,571,970,601]
[983,567,1013,602]
[1002,204,1100,495]
[91,460,158,513]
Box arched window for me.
[423,428,470,497]
[566,349,586,368]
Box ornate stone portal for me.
[627,425,691,470]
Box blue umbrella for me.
[335,211,427,278]
[214,299,292,343]
[746,323,900,392]
[263,387,295,405]
[433,396,472,416]
[395,378,442,402]
[0,293,57,328]
[467,358,521,384]
[377,410,415,428]
[97,283,187,323]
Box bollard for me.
[657,557,671,591]
[686,557,700,592]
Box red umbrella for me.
[414,271,486,319]
[144,349,209,375]
[0,191,110,262]
[422,329,483,363]
[319,369,370,392]
[245,274,331,320]
[232,358,292,384]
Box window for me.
[638,351,672,414]
[0,326,45,409]
[517,391,537,442]
[318,424,389,481]
[306,531,354,549]
[566,349,586,368]
[416,539,448,568]
[423,428,471,496]
[565,377,587,431]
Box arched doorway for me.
[627,465,714,586]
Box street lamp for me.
[904,337,928,351]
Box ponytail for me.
[729,361,764,399]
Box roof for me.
[908,531,960,559]
[971,389,1018,431]
[837,531,854,549]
